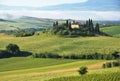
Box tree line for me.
[33,52,120,60]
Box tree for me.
[6,44,20,56]
[56,21,58,26]
[66,20,69,27]
[95,23,100,33]
[78,67,88,75]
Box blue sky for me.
[0,0,120,20]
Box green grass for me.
[0,57,76,72]
[100,26,120,37]
[0,34,120,55]
[0,57,105,75]
[0,64,119,81]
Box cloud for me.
[0,0,87,7]
[0,10,120,20]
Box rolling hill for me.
[100,26,120,37]
[0,16,53,30]
[0,33,120,55]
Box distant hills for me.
[0,16,120,31]
[0,0,120,11]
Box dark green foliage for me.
[0,44,32,58]
[51,19,101,36]
[33,52,118,60]
[0,50,12,58]
[33,52,61,58]
[103,60,120,68]
[15,31,35,37]
[112,51,120,59]
[78,67,88,75]
[6,44,20,56]
[95,23,100,33]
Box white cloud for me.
[0,0,87,7]
[0,10,120,20]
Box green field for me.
[100,26,120,37]
[0,25,120,81]
[48,72,120,81]
[0,57,113,81]
[0,57,119,81]
[0,33,120,55]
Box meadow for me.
[0,57,116,81]
[0,33,120,55]
[101,26,120,37]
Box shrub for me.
[78,67,88,75]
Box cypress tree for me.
[66,20,69,27]
[56,21,58,26]
[95,23,100,33]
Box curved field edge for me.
[100,26,120,37]
[0,58,105,76]
[0,34,120,55]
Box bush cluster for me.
[103,60,120,68]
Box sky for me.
[0,0,87,7]
[0,0,120,20]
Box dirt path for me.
[0,62,104,78]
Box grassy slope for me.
[0,57,76,72]
[0,34,120,55]
[100,26,120,37]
